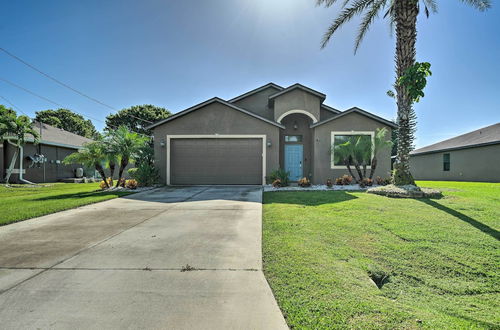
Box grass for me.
[0,183,133,226]
[263,181,500,329]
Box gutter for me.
[5,139,35,184]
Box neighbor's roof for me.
[146,97,286,129]
[30,121,93,149]
[411,123,500,155]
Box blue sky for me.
[1,0,499,147]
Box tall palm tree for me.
[108,126,149,187]
[318,0,490,185]
[63,141,110,188]
[0,106,40,183]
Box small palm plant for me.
[0,106,40,183]
[63,141,110,188]
[108,126,149,187]
[333,128,392,183]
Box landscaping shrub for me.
[272,179,282,188]
[99,177,113,190]
[326,178,333,188]
[359,178,373,188]
[335,175,353,186]
[125,179,138,189]
[127,163,159,187]
[298,177,311,187]
[269,168,290,187]
[375,176,391,186]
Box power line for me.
[0,47,153,125]
[0,94,29,116]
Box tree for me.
[105,105,171,136]
[333,128,392,183]
[35,109,99,139]
[0,105,40,183]
[318,0,490,186]
[108,126,149,187]
[63,141,109,188]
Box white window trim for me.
[277,109,318,123]
[330,131,375,169]
[166,134,267,185]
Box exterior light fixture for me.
[160,140,166,147]
[267,139,272,147]
[293,121,298,130]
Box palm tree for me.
[333,128,392,182]
[0,106,40,183]
[103,136,120,187]
[318,0,490,185]
[108,126,149,187]
[63,141,110,188]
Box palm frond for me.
[354,0,388,53]
[321,0,375,49]
[460,0,491,11]
[423,0,438,13]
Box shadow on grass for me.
[33,190,132,201]
[263,190,358,206]
[420,199,499,241]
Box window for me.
[285,135,303,143]
[443,153,450,171]
[331,131,374,168]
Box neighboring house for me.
[410,123,500,182]
[148,83,396,185]
[1,121,93,183]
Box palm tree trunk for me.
[95,163,109,188]
[393,0,418,186]
[345,164,357,182]
[369,157,378,179]
[109,161,115,186]
[116,158,128,187]
[353,163,364,182]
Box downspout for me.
[6,139,35,185]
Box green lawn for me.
[263,181,499,329]
[0,183,133,226]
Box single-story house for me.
[148,83,396,185]
[1,121,93,183]
[410,123,500,182]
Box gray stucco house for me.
[410,123,500,182]
[1,121,92,183]
[148,83,396,185]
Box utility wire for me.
[0,94,29,116]
[0,77,65,108]
[0,47,153,124]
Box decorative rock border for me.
[263,184,372,192]
[367,184,442,198]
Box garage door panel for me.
[170,138,262,185]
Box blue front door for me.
[285,144,303,181]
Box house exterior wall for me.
[279,113,313,180]
[3,142,83,183]
[273,89,321,123]
[152,102,281,184]
[312,112,393,184]
[410,144,500,182]
[320,107,337,121]
[231,86,281,120]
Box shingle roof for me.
[411,123,500,155]
[30,121,93,148]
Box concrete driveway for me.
[0,186,287,329]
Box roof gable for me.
[411,123,500,155]
[228,83,283,103]
[311,107,396,128]
[268,83,326,101]
[146,97,285,129]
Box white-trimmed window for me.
[331,131,375,169]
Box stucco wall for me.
[231,86,281,120]
[273,89,321,124]
[152,102,281,184]
[410,144,500,182]
[312,112,392,184]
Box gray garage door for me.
[170,138,263,185]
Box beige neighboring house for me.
[147,82,396,185]
[410,123,500,182]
